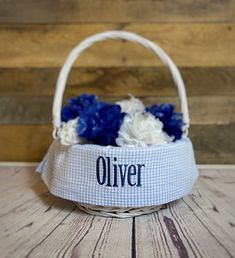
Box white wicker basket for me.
[37,31,198,218]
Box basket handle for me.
[53,30,190,138]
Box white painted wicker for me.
[75,203,165,218]
[37,31,198,218]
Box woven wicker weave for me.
[75,203,165,218]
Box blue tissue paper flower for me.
[61,94,98,122]
[146,103,184,140]
[77,102,125,146]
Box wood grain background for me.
[0,0,234,163]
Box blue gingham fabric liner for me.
[36,137,198,207]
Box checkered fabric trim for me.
[36,137,198,207]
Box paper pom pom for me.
[116,112,172,147]
[59,118,86,146]
[146,104,184,140]
[116,96,145,114]
[61,106,79,122]
[60,94,185,146]
[77,102,126,146]
[61,94,98,122]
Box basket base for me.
[75,203,166,218]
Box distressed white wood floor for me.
[0,165,234,258]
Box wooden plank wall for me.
[0,0,234,163]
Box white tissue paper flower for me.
[59,118,85,146]
[116,112,173,147]
[116,96,145,114]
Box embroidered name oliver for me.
[96,156,144,187]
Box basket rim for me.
[58,136,191,152]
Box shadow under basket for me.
[36,31,198,218]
